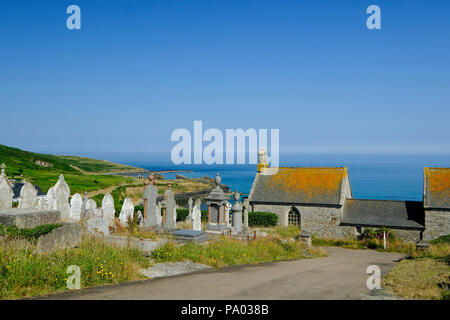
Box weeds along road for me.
[39,247,404,300]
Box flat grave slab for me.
[140,261,212,279]
[171,229,208,243]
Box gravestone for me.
[46,186,55,210]
[53,175,71,220]
[18,181,38,209]
[186,197,193,222]
[231,191,243,233]
[226,202,232,227]
[137,210,143,224]
[192,198,202,231]
[101,193,115,227]
[242,197,249,232]
[85,199,97,212]
[171,229,208,243]
[69,193,82,221]
[36,196,47,210]
[142,175,159,228]
[0,164,14,209]
[81,190,88,213]
[119,197,134,226]
[156,201,162,225]
[85,217,110,236]
[162,185,176,230]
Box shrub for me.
[248,212,278,227]
[361,227,395,241]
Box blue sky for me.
[0,0,449,155]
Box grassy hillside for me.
[0,145,142,194]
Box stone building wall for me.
[251,203,356,239]
[423,209,450,241]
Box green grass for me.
[0,237,151,299]
[151,236,327,268]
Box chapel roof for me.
[248,167,348,206]
[341,198,425,230]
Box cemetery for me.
[0,161,325,299]
[0,150,448,300]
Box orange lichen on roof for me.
[425,167,450,196]
[266,167,346,201]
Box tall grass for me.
[151,236,327,268]
[0,237,151,299]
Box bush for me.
[361,227,395,241]
[248,212,278,227]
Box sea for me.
[76,153,450,202]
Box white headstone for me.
[46,186,55,210]
[18,181,38,209]
[0,164,13,209]
[70,193,82,221]
[85,198,97,211]
[119,197,134,226]
[186,197,193,222]
[192,198,202,231]
[226,202,232,227]
[156,201,162,225]
[101,193,115,227]
[53,174,71,220]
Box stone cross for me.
[242,197,249,232]
[231,191,243,233]
[192,198,202,231]
[162,184,176,230]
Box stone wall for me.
[390,229,422,242]
[251,203,356,239]
[423,209,450,241]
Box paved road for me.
[40,247,404,300]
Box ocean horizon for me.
[63,152,450,202]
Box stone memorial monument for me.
[205,173,230,232]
